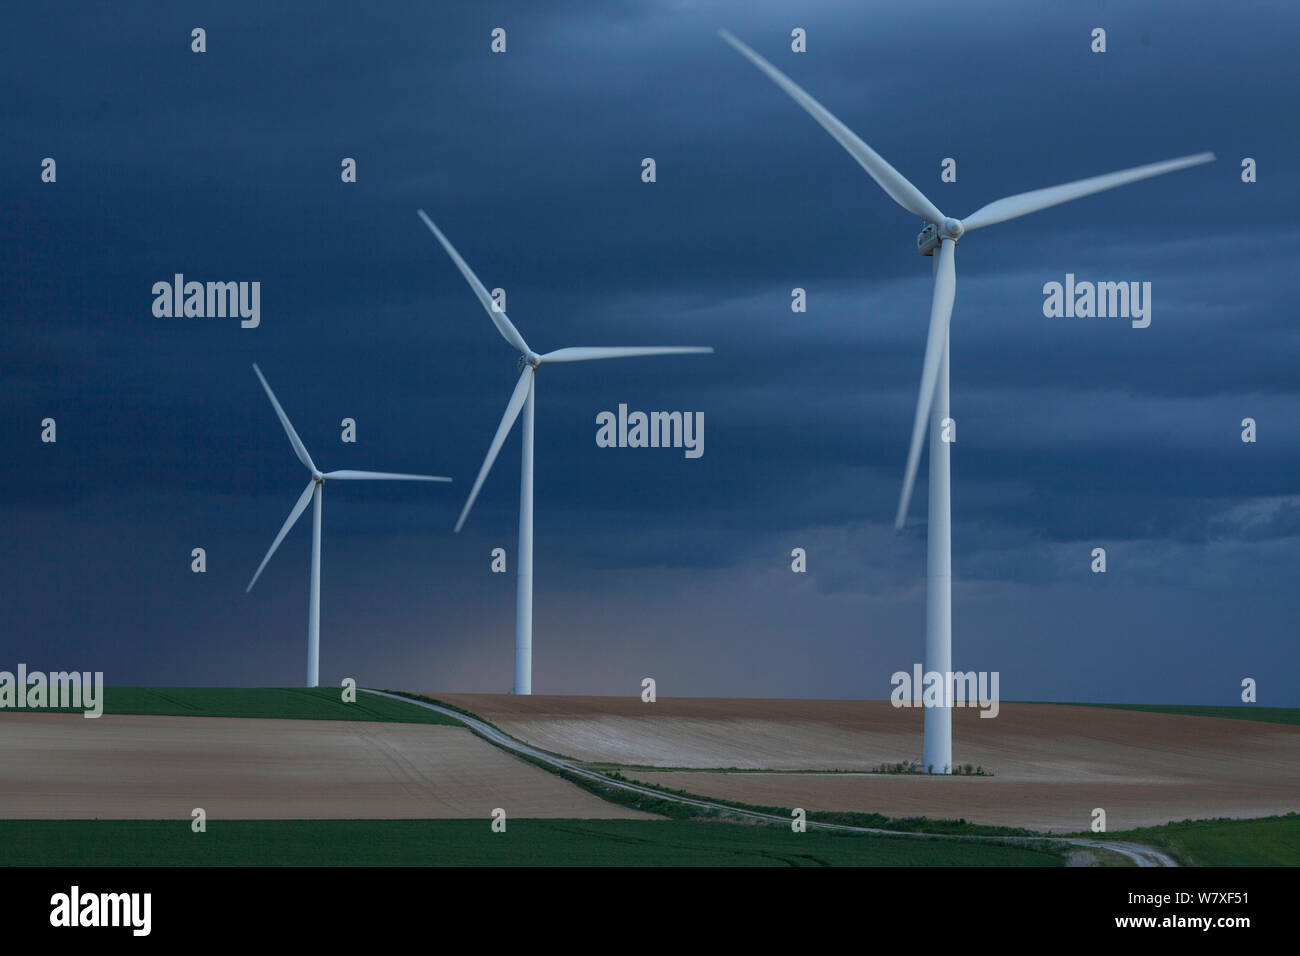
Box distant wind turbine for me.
[721,29,1214,773]
[418,209,712,694]
[246,363,451,687]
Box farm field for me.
[0,712,646,820]
[2,689,1295,865]
[26,686,461,725]
[0,818,1064,866]
[438,695,1300,832]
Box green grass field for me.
[1096,814,1300,866]
[1035,702,1300,726]
[0,819,1063,867]
[23,686,461,726]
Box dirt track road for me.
[373,691,1179,865]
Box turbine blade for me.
[719,29,944,225]
[539,346,713,363]
[896,239,957,529]
[253,364,316,473]
[962,152,1216,232]
[455,368,533,533]
[324,470,452,482]
[247,480,316,592]
[417,210,531,355]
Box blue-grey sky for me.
[3,0,1296,703]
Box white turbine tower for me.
[246,363,451,687]
[418,209,712,695]
[721,30,1214,773]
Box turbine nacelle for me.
[916,223,939,256]
[918,218,964,256]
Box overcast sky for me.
[3,0,1296,704]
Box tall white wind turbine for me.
[721,29,1214,773]
[246,363,452,687]
[418,209,712,695]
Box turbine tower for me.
[418,210,712,695]
[721,29,1213,772]
[246,363,451,687]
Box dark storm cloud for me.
[1,0,1296,701]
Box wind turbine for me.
[418,209,712,695]
[721,29,1214,773]
[246,363,452,687]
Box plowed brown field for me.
[0,713,653,820]
[438,695,1300,831]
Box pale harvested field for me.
[438,695,1300,832]
[0,713,652,820]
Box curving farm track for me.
[361,689,1179,866]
